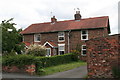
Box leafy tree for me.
[1,18,24,54]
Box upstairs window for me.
[34,34,41,42]
[81,45,87,56]
[81,30,88,40]
[58,32,65,42]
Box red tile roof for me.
[23,42,31,47]
[48,41,57,47]
[44,41,57,48]
[20,16,110,34]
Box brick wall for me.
[24,34,34,43]
[69,28,108,61]
[23,28,109,61]
[2,64,36,75]
[86,34,120,78]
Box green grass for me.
[0,56,2,64]
[38,61,87,76]
[84,75,88,78]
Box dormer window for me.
[58,32,65,42]
[81,30,88,40]
[34,34,41,42]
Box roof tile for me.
[20,16,109,34]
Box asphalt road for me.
[2,65,87,79]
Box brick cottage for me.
[20,11,111,60]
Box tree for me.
[1,18,24,54]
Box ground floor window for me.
[58,44,65,55]
[46,48,51,57]
[59,51,64,55]
[81,45,86,56]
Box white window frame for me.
[34,34,41,42]
[58,32,65,42]
[58,44,65,55]
[81,45,87,56]
[46,48,51,57]
[81,30,88,40]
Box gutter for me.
[68,30,71,53]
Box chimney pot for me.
[74,11,82,20]
[51,16,57,23]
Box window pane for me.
[83,46,86,49]
[58,32,64,36]
[35,34,40,41]
[46,49,50,56]
[37,35,40,41]
[60,51,64,55]
[82,35,87,39]
[82,50,86,55]
[59,37,64,41]
[59,46,64,51]
[82,31,87,34]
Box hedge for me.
[35,53,78,67]
[2,55,35,68]
[35,53,78,73]
[2,53,78,71]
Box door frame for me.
[46,48,51,57]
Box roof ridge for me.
[20,16,109,34]
[31,16,108,25]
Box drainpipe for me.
[68,30,71,53]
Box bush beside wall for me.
[35,53,78,73]
[2,55,35,68]
[2,53,79,74]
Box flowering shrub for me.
[25,64,36,75]
[26,44,47,56]
[71,50,79,54]
[2,66,19,72]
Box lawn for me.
[38,60,87,76]
[0,56,1,64]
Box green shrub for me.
[3,50,17,56]
[2,53,79,74]
[26,44,47,56]
[2,54,35,68]
[111,61,120,78]
[37,69,46,75]
[35,53,79,73]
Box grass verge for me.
[38,60,87,76]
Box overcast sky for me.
[0,0,119,35]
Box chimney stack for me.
[51,16,57,23]
[74,10,82,20]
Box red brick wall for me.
[69,28,108,61]
[69,28,108,50]
[86,34,120,78]
[24,34,34,43]
[2,64,36,75]
[23,28,109,61]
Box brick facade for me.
[24,34,34,44]
[86,34,120,78]
[23,28,109,61]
